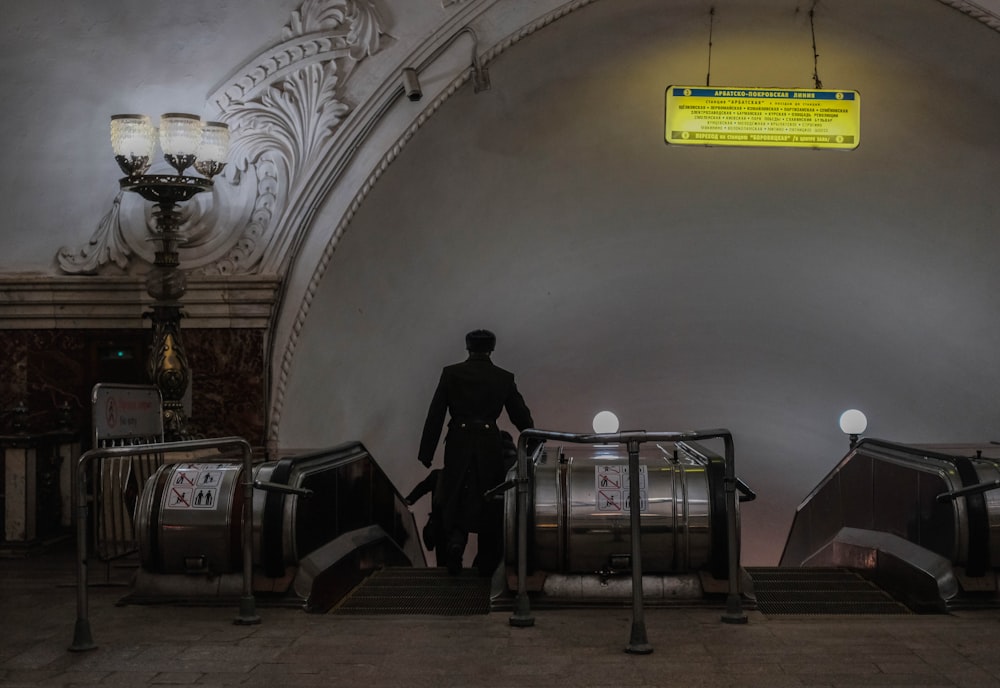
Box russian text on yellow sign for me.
[664,86,860,150]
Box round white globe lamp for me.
[839,409,867,449]
[593,410,620,434]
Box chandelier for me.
[110,113,230,438]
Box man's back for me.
[437,357,526,425]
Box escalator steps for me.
[331,567,491,616]
[747,567,912,615]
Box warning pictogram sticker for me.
[598,490,623,511]
[164,464,238,510]
[173,469,198,487]
[198,470,223,486]
[595,465,648,512]
[192,488,218,508]
[168,487,194,508]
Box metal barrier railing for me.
[508,428,747,654]
[69,436,257,652]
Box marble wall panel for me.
[0,329,266,451]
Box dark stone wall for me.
[0,328,266,451]
[185,328,267,447]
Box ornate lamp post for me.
[110,114,230,439]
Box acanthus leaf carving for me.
[345,1,385,59]
[284,0,383,59]
[194,59,350,276]
[57,192,132,275]
[235,61,350,179]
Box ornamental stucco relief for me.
[57,0,386,277]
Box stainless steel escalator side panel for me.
[513,442,718,575]
[136,461,245,575]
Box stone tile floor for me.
[3,542,1000,687]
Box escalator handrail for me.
[936,478,1000,503]
[855,437,989,466]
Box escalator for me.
[334,435,747,616]
[129,441,425,611]
[124,435,1000,616]
[779,439,1000,612]
[325,437,1000,616]
[127,433,752,615]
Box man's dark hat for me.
[465,329,496,353]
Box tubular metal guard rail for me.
[508,428,747,654]
[69,436,258,652]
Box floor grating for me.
[334,566,915,616]
[746,567,912,615]
[330,567,491,616]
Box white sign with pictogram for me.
[595,465,648,512]
[92,384,162,441]
[164,463,239,510]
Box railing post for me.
[625,435,653,654]
[69,451,96,652]
[509,433,535,627]
[721,433,747,624]
[235,441,261,625]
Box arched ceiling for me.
[274,0,1000,565]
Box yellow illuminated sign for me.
[665,86,860,150]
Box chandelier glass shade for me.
[110,113,230,179]
[159,113,202,175]
[194,122,231,179]
[110,114,156,176]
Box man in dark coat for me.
[417,329,534,575]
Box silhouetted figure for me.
[417,330,534,575]
[404,469,446,566]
